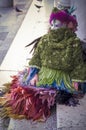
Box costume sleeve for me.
[71,37,83,66]
[29,35,47,69]
[70,38,86,81]
[63,36,83,71]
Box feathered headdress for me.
[49,7,78,28]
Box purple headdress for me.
[49,8,78,28]
[49,10,69,24]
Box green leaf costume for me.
[29,27,86,92]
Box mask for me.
[50,19,63,30]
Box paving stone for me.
[70,126,86,130]
[0,118,8,130]
[16,4,26,9]
[0,26,8,32]
[0,32,9,41]
[0,50,7,63]
[58,126,86,130]
[57,95,86,129]
[58,127,70,130]
[0,0,33,65]
[0,127,4,130]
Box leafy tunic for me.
[29,27,86,92]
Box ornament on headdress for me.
[56,0,71,10]
[54,0,77,19]
[67,6,77,15]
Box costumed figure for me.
[0,6,86,122]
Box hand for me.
[30,74,39,86]
[73,82,79,91]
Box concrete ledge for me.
[0,71,17,89]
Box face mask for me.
[50,19,63,30]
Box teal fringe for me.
[37,67,75,92]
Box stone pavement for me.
[57,95,86,130]
[0,0,32,64]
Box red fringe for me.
[6,85,56,121]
